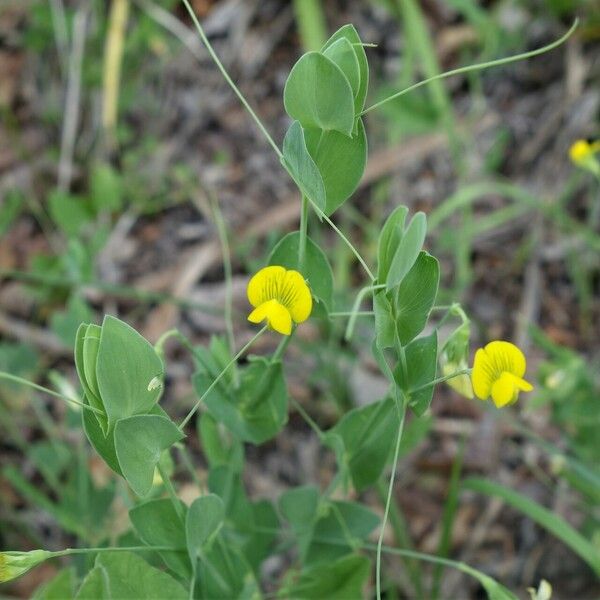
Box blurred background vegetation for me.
[0,0,599,598]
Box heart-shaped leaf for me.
[186,494,225,562]
[284,51,355,135]
[114,415,184,497]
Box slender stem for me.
[362,19,578,116]
[344,283,385,340]
[376,392,407,600]
[375,480,424,598]
[210,194,236,364]
[329,311,374,318]
[157,460,184,521]
[179,327,267,429]
[410,369,472,394]
[180,0,283,160]
[272,331,293,363]
[290,396,325,441]
[53,545,180,557]
[298,195,309,271]
[176,443,203,490]
[0,372,103,415]
[320,210,375,281]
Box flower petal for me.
[472,348,494,400]
[247,266,286,308]
[282,270,312,323]
[484,341,526,378]
[491,372,519,407]
[248,299,292,335]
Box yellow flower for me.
[0,550,52,582]
[471,341,533,408]
[569,139,600,175]
[247,266,312,335]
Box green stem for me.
[180,0,283,160]
[272,331,293,363]
[376,392,407,600]
[289,396,325,442]
[361,19,578,116]
[298,195,309,271]
[0,372,103,415]
[53,545,180,557]
[157,461,184,522]
[344,283,385,340]
[176,443,203,491]
[179,326,267,429]
[375,480,424,599]
[410,369,471,394]
[320,210,375,281]
[329,311,374,318]
[210,194,237,363]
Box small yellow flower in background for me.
[569,139,600,176]
[0,550,52,582]
[527,579,552,600]
[471,341,533,408]
[247,265,312,335]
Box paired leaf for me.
[75,323,107,433]
[279,485,320,558]
[198,412,244,473]
[327,397,396,491]
[283,121,327,212]
[76,551,187,600]
[129,498,190,579]
[82,407,122,475]
[186,494,225,562]
[268,231,334,309]
[96,316,164,432]
[397,332,438,416]
[284,52,355,135]
[283,554,371,600]
[304,119,367,215]
[305,500,379,567]
[322,24,369,114]
[377,205,408,282]
[195,356,288,444]
[114,414,184,497]
[386,212,427,289]
[322,37,360,100]
[395,252,439,345]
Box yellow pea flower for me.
[247,266,312,336]
[569,139,600,175]
[471,341,533,408]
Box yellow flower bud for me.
[569,139,600,176]
[0,550,52,582]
